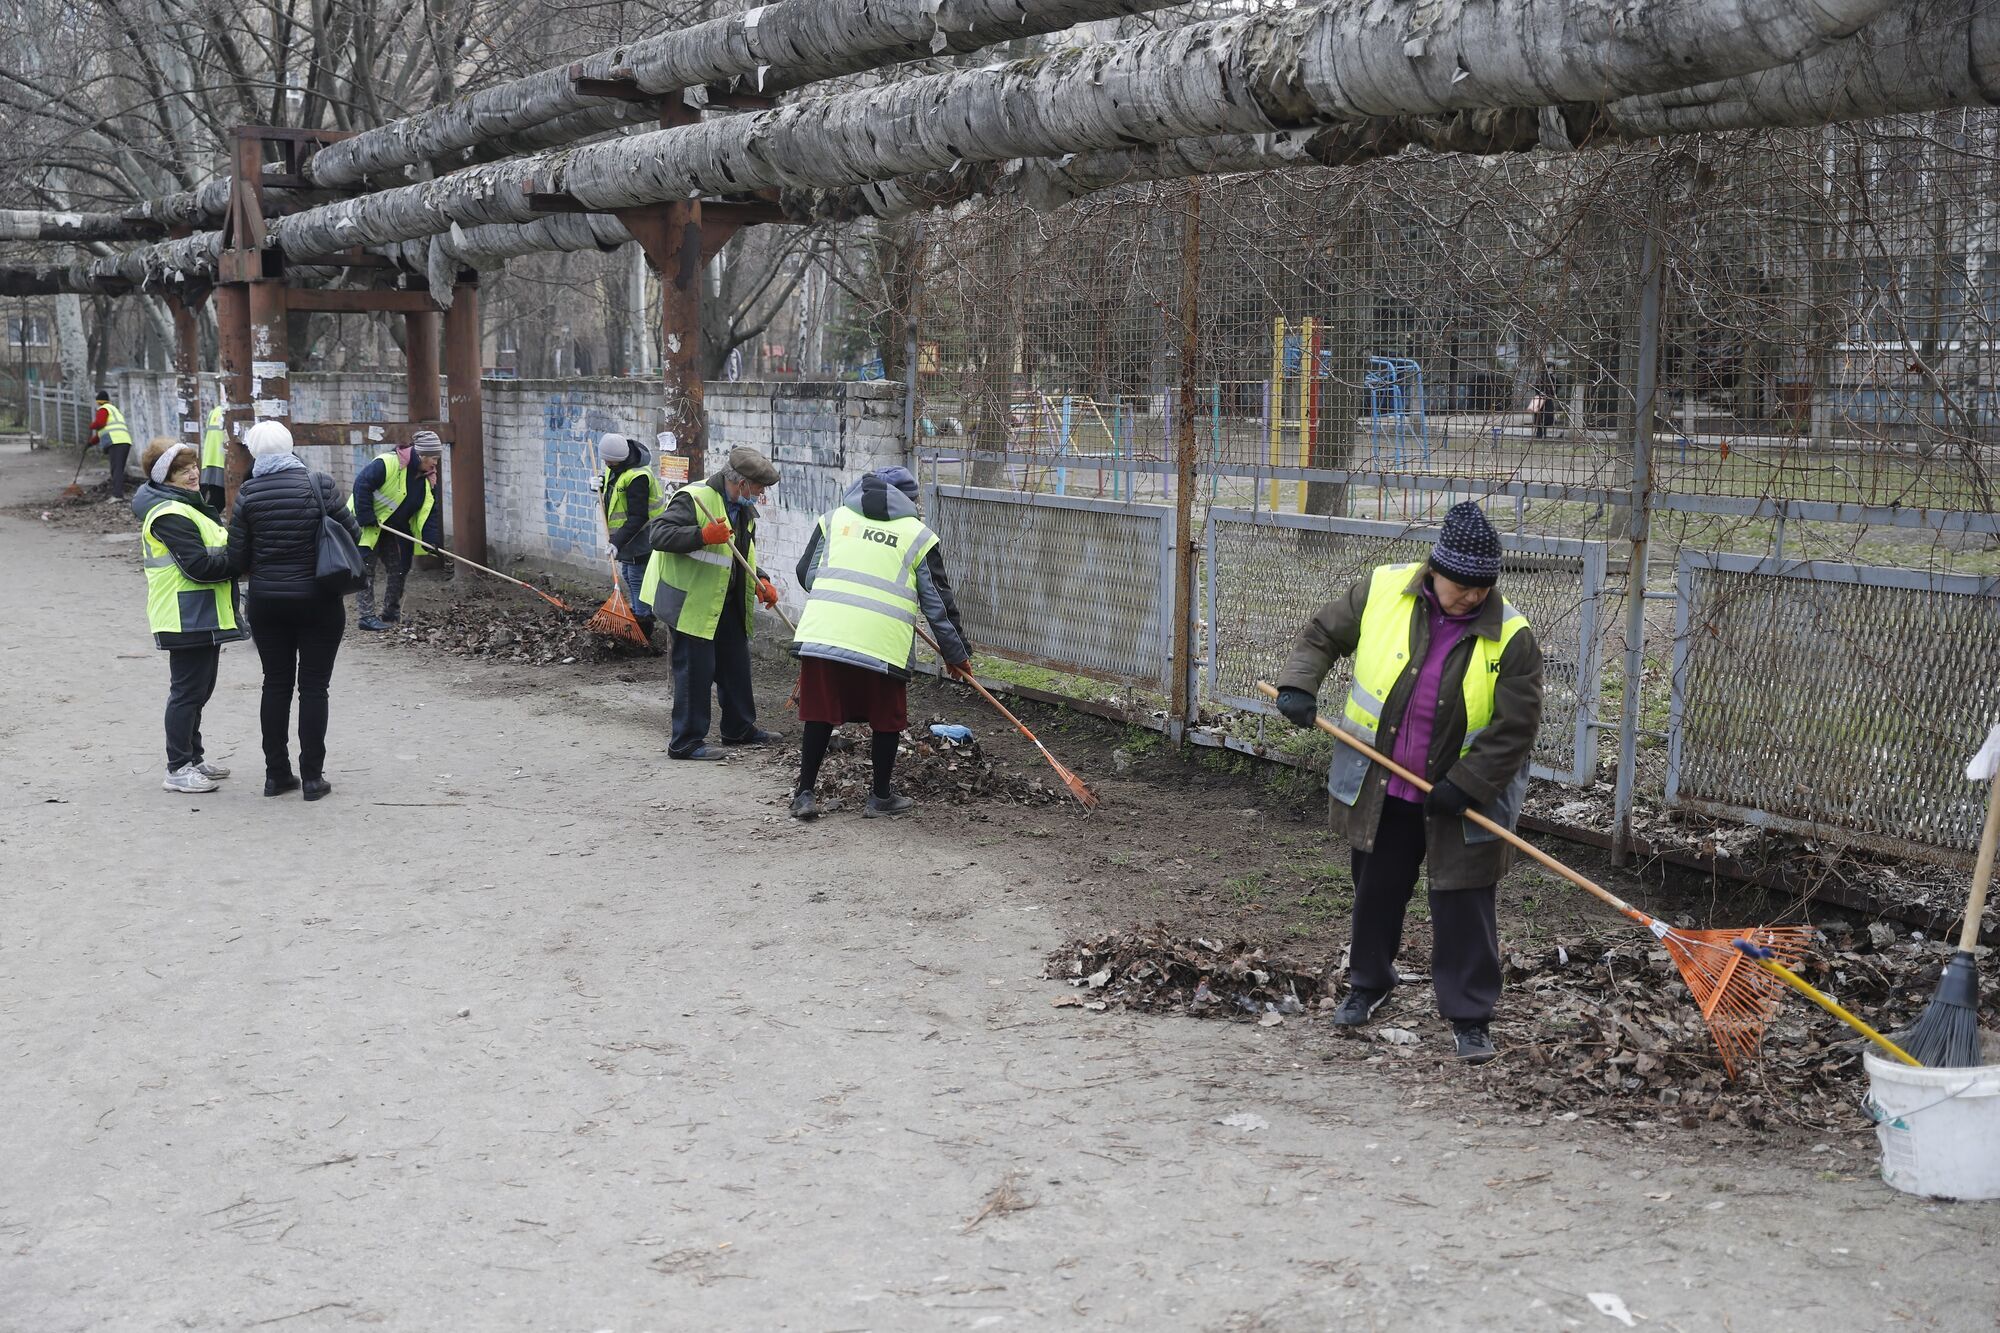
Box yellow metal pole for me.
[1267,316,1285,510]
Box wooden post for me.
[214,283,252,494]
[1171,180,1202,734]
[168,293,202,453]
[443,281,487,563]
[405,309,440,421]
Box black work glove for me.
[1274,687,1318,728]
[1425,778,1474,817]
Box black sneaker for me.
[863,791,915,818]
[264,773,300,797]
[723,729,782,747]
[357,615,388,632]
[1329,987,1390,1027]
[1452,1021,1498,1064]
[789,788,820,821]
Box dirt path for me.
[2,439,1995,1331]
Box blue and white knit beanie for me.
[1430,501,1502,587]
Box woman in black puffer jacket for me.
[227,420,361,800]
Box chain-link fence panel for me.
[1205,509,1608,785]
[1667,553,2000,862]
[923,483,1175,688]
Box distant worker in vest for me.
[90,390,134,503]
[598,431,665,637]
[200,401,229,508]
[641,445,784,760]
[786,468,972,821]
[133,436,246,794]
[1273,502,1544,1064]
[351,429,445,632]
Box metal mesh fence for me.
[1668,554,2000,861]
[1204,510,1606,785]
[886,107,2000,861]
[923,483,1174,688]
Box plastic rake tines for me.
[1658,923,1818,1078]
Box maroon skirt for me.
[796,656,909,733]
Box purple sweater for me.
[1387,579,1482,803]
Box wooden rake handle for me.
[713,530,796,632]
[378,525,570,611]
[1959,769,2000,952]
[1254,681,1647,925]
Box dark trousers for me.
[248,594,345,780]
[164,645,220,769]
[669,610,755,755]
[105,442,131,499]
[619,559,655,630]
[1349,797,1502,1022]
[358,533,413,620]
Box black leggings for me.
[248,593,345,780]
[798,722,898,798]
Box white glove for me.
[588,472,605,493]
[601,540,618,561]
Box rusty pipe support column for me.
[443,281,487,564]
[168,293,202,454]
[405,308,441,422]
[214,283,253,496]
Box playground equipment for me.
[1364,356,1430,466]
[1267,317,1319,511]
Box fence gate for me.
[1204,509,1609,786]
[922,482,1176,688]
[1668,553,2000,863]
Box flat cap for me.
[727,446,779,486]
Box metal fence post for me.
[1171,181,1203,736]
[1612,202,1665,863]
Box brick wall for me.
[111,370,911,609]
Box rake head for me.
[585,584,651,648]
[1035,743,1101,811]
[1661,923,1817,1079]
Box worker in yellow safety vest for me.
[785,468,971,821]
[597,432,666,636]
[640,445,783,759]
[199,402,228,507]
[350,430,443,630]
[90,390,134,502]
[133,436,246,794]
[1273,501,1544,1065]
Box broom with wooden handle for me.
[1891,723,2000,1067]
[1255,681,1813,1078]
[378,525,572,611]
[581,445,653,648]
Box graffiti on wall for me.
[542,392,620,556]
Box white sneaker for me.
[191,759,230,780]
[162,764,219,794]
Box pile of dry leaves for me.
[772,720,1066,810]
[8,482,138,535]
[385,595,648,666]
[1046,922,1997,1135]
[1044,928,1325,1019]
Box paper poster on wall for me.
[659,454,689,485]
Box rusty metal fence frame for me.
[1666,552,2000,864]
[1203,508,1609,787]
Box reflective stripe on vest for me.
[1344,562,1527,758]
[140,498,236,636]
[603,464,665,528]
[640,482,755,639]
[791,509,937,671]
[348,450,434,554]
[100,404,131,446]
[200,406,226,487]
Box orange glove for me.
[756,576,779,609]
[699,517,732,546]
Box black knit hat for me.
[1430,501,1503,587]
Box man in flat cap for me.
[642,445,784,760]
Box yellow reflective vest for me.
[99,402,131,446]
[641,482,754,639]
[348,450,435,554]
[140,498,238,642]
[200,406,227,491]
[1337,561,1528,793]
[791,508,937,672]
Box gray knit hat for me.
[1430,501,1503,588]
[410,429,444,455]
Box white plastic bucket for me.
[1863,1046,2000,1200]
